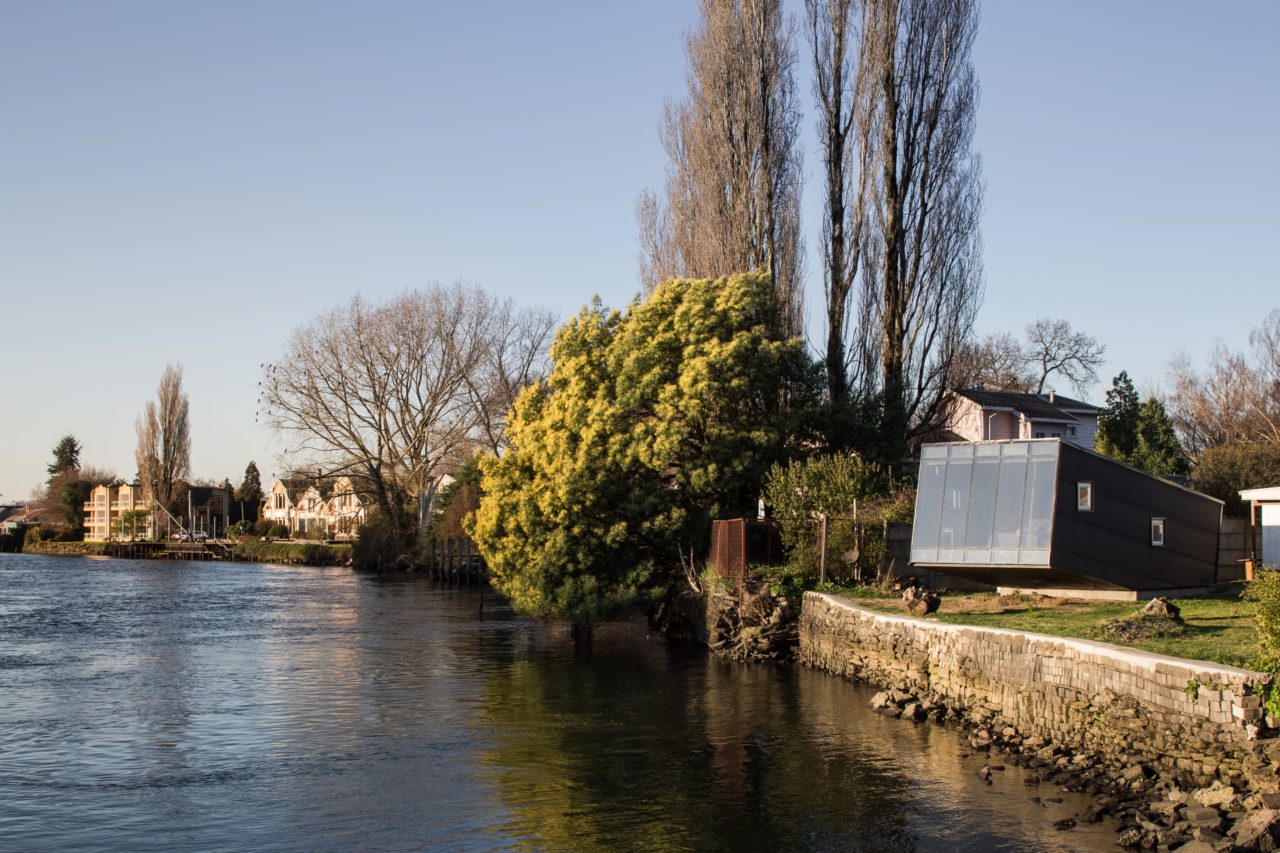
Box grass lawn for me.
[839,583,1261,669]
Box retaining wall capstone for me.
[800,591,1280,788]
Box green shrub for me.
[268,523,289,538]
[352,508,416,571]
[253,519,272,536]
[1245,565,1280,669]
[761,454,912,579]
[227,520,253,538]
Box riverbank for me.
[799,591,1280,850]
[22,540,108,557]
[21,538,354,566]
[233,540,353,566]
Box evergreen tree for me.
[469,273,820,627]
[1131,398,1188,478]
[1096,372,1140,461]
[236,461,263,504]
[235,461,264,524]
[47,434,82,482]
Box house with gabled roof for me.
[944,389,1101,450]
[262,475,367,540]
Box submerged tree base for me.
[653,578,799,662]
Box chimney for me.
[1048,390,1056,404]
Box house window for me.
[1068,425,1077,437]
[1151,517,1166,547]
[1034,431,1046,438]
[1077,482,1093,512]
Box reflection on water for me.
[0,554,1111,851]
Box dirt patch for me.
[1095,614,1185,642]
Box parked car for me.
[170,530,209,542]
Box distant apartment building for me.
[83,483,154,542]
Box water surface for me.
[0,554,1113,851]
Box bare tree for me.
[807,0,864,403]
[465,300,557,455]
[638,0,805,336]
[1024,318,1105,394]
[1168,310,1280,457]
[136,363,191,511]
[833,0,984,452]
[261,284,552,531]
[951,331,1034,391]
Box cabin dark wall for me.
[1052,445,1220,591]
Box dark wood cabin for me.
[909,439,1222,599]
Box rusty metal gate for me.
[708,518,781,580]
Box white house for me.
[262,476,367,540]
[1239,487,1280,568]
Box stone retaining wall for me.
[800,592,1278,787]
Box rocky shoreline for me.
[659,583,1280,851]
[869,683,1280,851]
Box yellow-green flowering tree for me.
[468,273,819,626]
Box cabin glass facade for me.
[911,440,1058,566]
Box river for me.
[0,554,1117,851]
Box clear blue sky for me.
[2,1,1277,501]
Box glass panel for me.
[1151,517,1165,547]
[1020,455,1057,551]
[1018,549,1050,565]
[993,456,1027,549]
[1077,481,1093,512]
[938,457,973,550]
[911,459,947,551]
[964,454,1000,549]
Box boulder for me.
[1229,808,1280,851]
[1142,596,1182,619]
[1193,781,1238,809]
[906,589,947,614]
[1172,841,1217,853]
[1184,806,1222,830]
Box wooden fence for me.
[423,537,487,585]
[1219,516,1259,581]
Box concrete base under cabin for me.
[994,585,1217,602]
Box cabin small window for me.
[1151,517,1166,547]
[1068,424,1077,437]
[1077,482,1093,512]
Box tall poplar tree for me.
[810,0,984,456]
[135,364,191,512]
[638,0,805,336]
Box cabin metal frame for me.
[909,439,1222,600]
